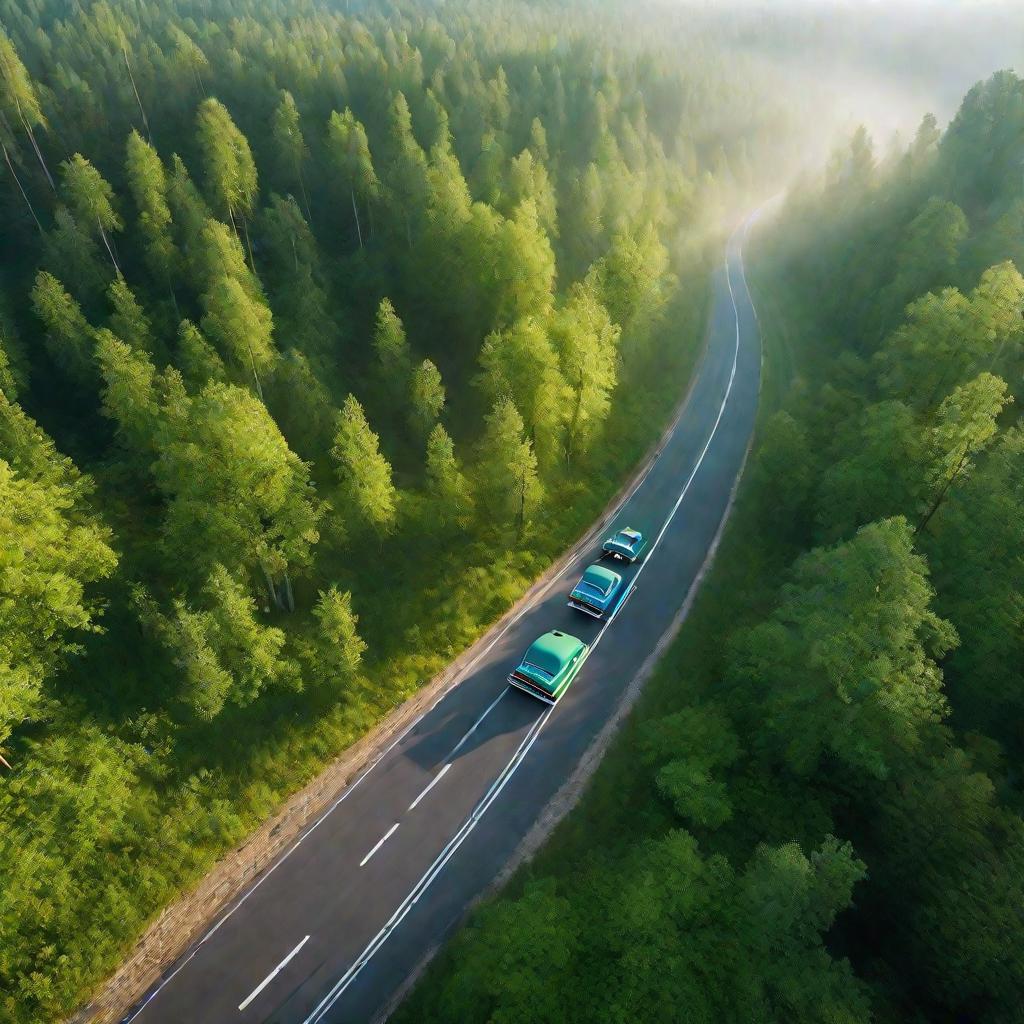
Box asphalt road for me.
[125,220,762,1024]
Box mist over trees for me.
[399,63,1024,1024]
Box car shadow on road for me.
[399,686,543,771]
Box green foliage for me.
[153,381,323,595]
[407,832,869,1024]
[331,394,398,538]
[30,270,93,379]
[106,276,154,355]
[477,316,568,468]
[124,129,177,283]
[477,395,543,531]
[728,518,956,780]
[137,564,292,719]
[372,297,413,396]
[551,281,620,463]
[0,27,45,130]
[271,91,309,212]
[200,274,276,378]
[195,98,258,227]
[60,153,121,237]
[305,586,367,688]
[424,423,474,527]
[94,328,159,448]
[0,395,116,745]
[410,358,445,436]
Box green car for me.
[508,630,589,705]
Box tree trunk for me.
[2,141,42,233]
[283,573,295,613]
[242,215,256,274]
[565,386,583,470]
[516,472,526,535]
[350,185,363,248]
[916,451,969,535]
[297,163,312,226]
[10,88,55,191]
[98,218,122,276]
[261,563,283,611]
[123,45,153,143]
[245,339,265,401]
[167,277,180,319]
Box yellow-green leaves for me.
[0,398,116,745]
[410,358,445,437]
[477,396,543,532]
[331,394,397,538]
[154,382,322,594]
[308,586,366,686]
[195,98,258,227]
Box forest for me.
[399,68,1024,1023]
[4,0,1024,1021]
[0,0,825,1020]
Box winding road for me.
[124,219,763,1024]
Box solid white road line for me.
[303,709,553,1024]
[301,224,755,1024]
[360,823,400,868]
[237,935,310,1012]
[408,763,453,811]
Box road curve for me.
[124,220,762,1024]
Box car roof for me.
[617,527,642,540]
[526,630,586,668]
[582,564,620,588]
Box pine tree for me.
[200,275,276,388]
[551,282,620,465]
[195,98,258,265]
[425,423,473,527]
[0,29,53,189]
[107,276,155,355]
[30,271,93,381]
[94,329,160,449]
[326,108,380,247]
[373,297,413,397]
[124,130,178,288]
[153,381,323,605]
[60,154,123,274]
[176,319,225,387]
[307,586,367,687]
[410,358,445,436]
[272,90,311,221]
[331,394,398,537]
[477,396,543,532]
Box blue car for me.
[568,563,626,619]
[601,526,647,563]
